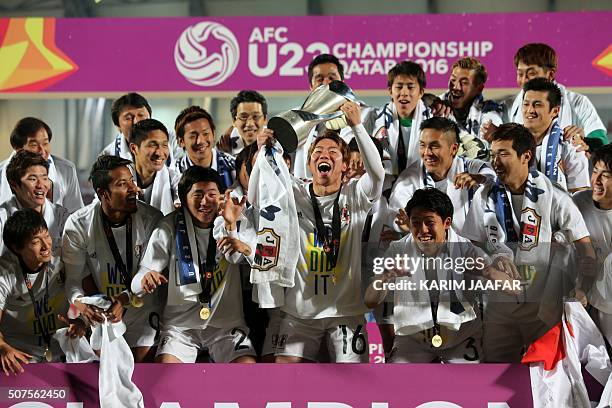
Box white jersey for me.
[388,156,494,232]
[282,178,373,319]
[0,196,70,256]
[382,230,484,336]
[134,211,244,331]
[0,252,68,358]
[534,125,590,191]
[573,191,612,313]
[101,130,183,164]
[134,165,181,216]
[0,154,83,214]
[62,200,162,307]
[462,180,589,244]
[508,83,607,137]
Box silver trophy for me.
[268,80,362,153]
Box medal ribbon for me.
[20,261,51,353]
[309,183,342,270]
[101,213,133,292]
[175,209,198,285]
[493,178,520,243]
[193,227,217,305]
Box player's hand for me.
[430,98,452,117]
[481,120,498,143]
[482,266,522,296]
[217,125,235,153]
[141,271,168,294]
[340,101,361,127]
[0,343,31,376]
[394,208,411,234]
[220,190,246,229]
[491,256,521,280]
[73,298,105,324]
[257,128,275,150]
[57,314,87,338]
[106,293,128,323]
[454,172,486,189]
[217,236,252,257]
[572,286,588,307]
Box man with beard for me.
[129,119,181,215]
[0,151,70,256]
[132,166,257,363]
[0,117,83,213]
[461,123,595,362]
[521,78,590,193]
[439,58,502,157]
[62,155,163,362]
[174,108,236,190]
[258,101,384,363]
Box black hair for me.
[111,93,152,127]
[387,60,426,90]
[230,90,268,120]
[404,188,454,221]
[10,117,52,150]
[178,165,226,206]
[3,208,48,252]
[347,136,384,161]
[491,123,537,166]
[90,155,133,192]
[175,110,216,142]
[6,150,49,189]
[129,118,169,147]
[523,78,562,109]
[420,117,460,144]
[307,54,344,84]
[592,144,612,173]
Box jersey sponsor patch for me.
[253,228,281,271]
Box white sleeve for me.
[62,217,88,302]
[0,268,15,311]
[568,92,607,136]
[63,165,84,213]
[561,144,590,190]
[552,187,590,242]
[138,222,173,274]
[459,186,488,242]
[354,124,385,202]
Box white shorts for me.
[388,319,482,363]
[275,314,368,363]
[123,308,159,348]
[157,325,256,363]
[261,308,283,357]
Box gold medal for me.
[131,295,144,308]
[199,306,211,320]
[431,334,443,348]
[44,347,53,362]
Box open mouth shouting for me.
[317,161,332,178]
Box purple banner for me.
[0,363,533,407]
[1,12,611,93]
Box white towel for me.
[393,229,477,335]
[91,317,144,408]
[247,141,299,287]
[53,328,98,363]
[148,165,180,215]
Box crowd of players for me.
[0,41,610,374]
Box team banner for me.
[1,363,534,407]
[0,12,611,93]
